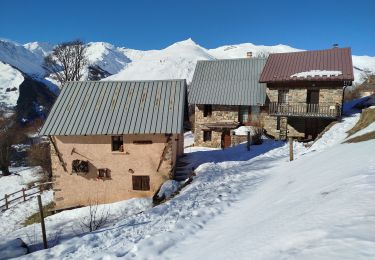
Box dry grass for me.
[346,131,375,143]
[347,108,375,136]
[23,202,55,226]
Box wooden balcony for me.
[269,102,341,118]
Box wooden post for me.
[37,195,48,249]
[4,194,8,210]
[22,188,26,202]
[247,131,251,151]
[289,137,294,161]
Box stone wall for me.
[264,83,343,139]
[194,105,238,148]
[267,85,343,105]
[320,88,343,104]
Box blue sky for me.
[1,0,374,55]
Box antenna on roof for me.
[332,43,339,48]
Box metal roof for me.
[40,80,187,136]
[189,58,267,106]
[259,47,354,83]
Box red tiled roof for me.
[259,47,354,83]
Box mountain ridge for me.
[0,38,374,108]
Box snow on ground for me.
[352,55,375,84]
[0,61,24,107]
[5,198,151,254]
[18,111,374,259]
[350,121,375,139]
[183,131,194,147]
[0,167,53,235]
[291,70,342,78]
[233,125,258,135]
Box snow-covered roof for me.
[260,47,354,83]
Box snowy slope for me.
[207,42,302,59]
[85,42,131,75]
[23,42,53,57]
[0,38,374,109]
[0,40,45,76]
[15,111,375,259]
[0,61,24,107]
[106,39,215,82]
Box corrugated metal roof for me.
[40,80,186,136]
[259,47,354,83]
[189,58,267,106]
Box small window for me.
[98,168,111,179]
[203,105,212,117]
[72,160,89,173]
[132,176,150,191]
[203,130,212,142]
[250,106,260,122]
[276,117,281,130]
[239,106,250,123]
[133,140,153,145]
[112,136,124,151]
[278,90,289,104]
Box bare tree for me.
[0,115,24,176]
[79,200,110,232]
[43,40,88,85]
[27,143,52,181]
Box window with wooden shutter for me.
[132,176,150,191]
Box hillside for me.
[0,107,373,259]
[0,38,374,109]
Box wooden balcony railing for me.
[269,102,341,118]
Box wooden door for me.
[307,90,319,113]
[221,130,231,148]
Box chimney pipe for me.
[246,52,253,58]
[332,43,339,48]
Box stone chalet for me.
[40,80,187,210]
[259,47,354,140]
[189,57,268,148]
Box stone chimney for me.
[246,52,253,58]
[332,43,339,48]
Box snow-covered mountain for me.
[0,38,374,107]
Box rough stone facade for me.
[51,134,183,210]
[264,82,344,139]
[194,105,239,148]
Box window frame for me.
[203,130,212,142]
[132,175,150,191]
[278,90,289,104]
[203,105,212,117]
[239,106,250,124]
[111,135,124,152]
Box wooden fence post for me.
[5,194,8,209]
[289,137,294,161]
[37,195,48,249]
[22,188,26,202]
[247,131,251,151]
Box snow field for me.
[19,112,371,259]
